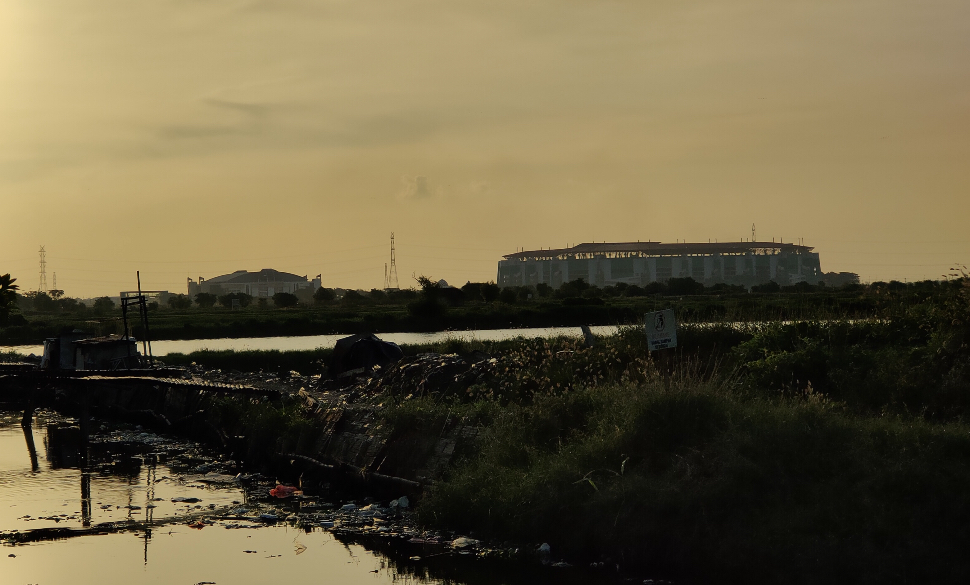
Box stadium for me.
[497,241,822,288]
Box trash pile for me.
[356,353,501,400]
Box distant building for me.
[187,269,321,298]
[497,241,822,288]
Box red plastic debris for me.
[269,484,300,498]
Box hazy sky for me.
[2,0,968,297]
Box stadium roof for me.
[503,241,814,261]
[205,268,308,284]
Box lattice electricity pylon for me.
[38,245,47,293]
[386,233,400,290]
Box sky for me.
[1,0,968,298]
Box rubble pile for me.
[356,353,500,400]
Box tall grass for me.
[418,372,970,584]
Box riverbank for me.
[0,284,897,345]
[175,307,970,584]
[5,297,970,583]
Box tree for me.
[194,292,218,308]
[48,289,64,300]
[415,275,440,298]
[93,296,116,315]
[57,296,85,314]
[499,287,518,304]
[168,294,193,310]
[342,290,365,305]
[23,291,57,312]
[0,273,19,325]
[751,281,781,293]
[313,287,336,304]
[480,282,500,303]
[667,277,705,296]
[556,278,591,299]
[272,292,299,308]
[218,292,252,308]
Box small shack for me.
[73,337,141,371]
[40,331,91,370]
[42,334,142,371]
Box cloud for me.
[156,98,271,141]
[204,98,270,119]
[157,124,241,140]
[398,175,435,200]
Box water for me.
[2,325,622,358]
[0,412,436,584]
[0,412,616,585]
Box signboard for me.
[645,309,677,351]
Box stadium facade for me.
[497,241,821,288]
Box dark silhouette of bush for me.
[168,294,193,310]
[93,296,116,315]
[313,287,336,304]
[481,282,500,303]
[272,292,299,308]
[499,287,518,304]
[667,277,705,295]
[342,290,365,305]
[218,292,252,308]
[751,281,781,293]
[408,296,447,321]
[194,293,218,308]
[556,278,591,299]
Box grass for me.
[165,323,970,584]
[417,374,970,584]
[21,281,966,583]
[0,350,24,363]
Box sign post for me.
[645,309,677,351]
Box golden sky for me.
[2,0,968,297]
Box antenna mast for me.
[386,233,400,290]
[38,245,47,293]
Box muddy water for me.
[0,412,617,585]
[0,412,437,584]
[2,325,622,357]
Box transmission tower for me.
[386,233,400,290]
[751,223,756,242]
[38,245,47,293]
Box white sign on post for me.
[645,309,677,351]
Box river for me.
[1,325,623,358]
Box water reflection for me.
[2,412,618,585]
[21,420,39,473]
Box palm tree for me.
[0,273,20,325]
